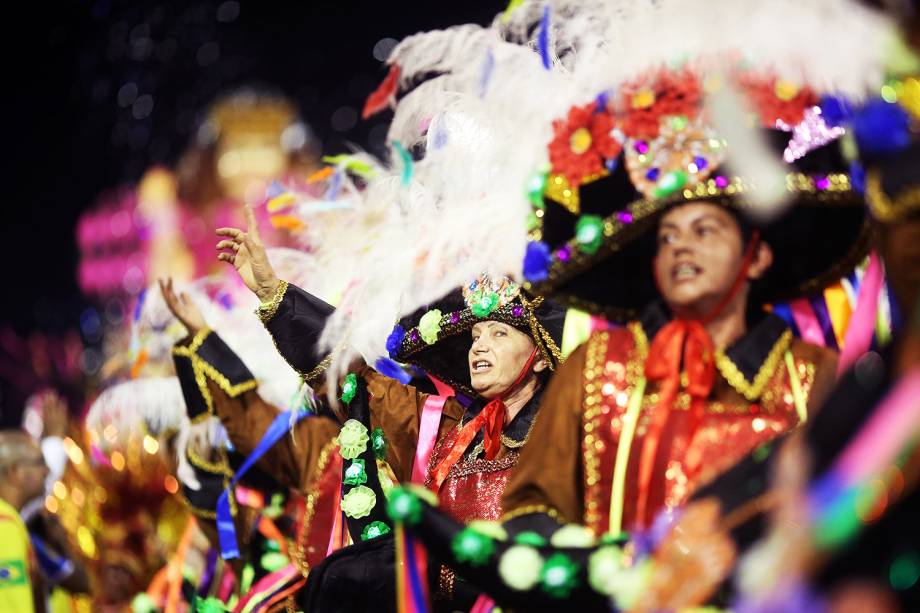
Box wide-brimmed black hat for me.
[526,118,870,320]
[388,274,566,396]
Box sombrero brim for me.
[529,174,871,320]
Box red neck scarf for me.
[635,231,760,526]
[430,347,539,491]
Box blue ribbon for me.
[216,409,310,559]
[30,534,73,583]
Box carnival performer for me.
[214,206,565,610]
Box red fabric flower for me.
[548,102,621,187]
[737,73,819,127]
[618,69,702,140]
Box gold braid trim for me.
[293,440,339,577]
[519,293,565,369]
[187,446,233,477]
[501,504,565,524]
[255,279,289,323]
[866,168,920,224]
[714,330,793,402]
[194,358,259,398]
[177,492,218,520]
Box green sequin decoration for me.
[470,291,500,318]
[540,552,580,598]
[451,527,496,567]
[362,521,392,541]
[343,459,367,486]
[575,215,604,255]
[514,531,547,547]
[669,114,689,131]
[526,170,549,207]
[653,170,688,198]
[386,487,423,526]
[371,427,388,460]
[340,373,358,404]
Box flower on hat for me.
[418,309,443,344]
[523,241,553,282]
[618,69,702,140]
[737,73,818,126]
[386,324,406,358]
[548,101,621,187]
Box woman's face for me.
[468,321,545,399]
[654,202,767,318]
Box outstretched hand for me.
[215,205,280,302]
[41,391,68,438]
[159,278,207,334]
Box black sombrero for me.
[387,274,566,396]
[522,71,870,320]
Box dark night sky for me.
[1,0,500,335]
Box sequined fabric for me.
[582,325,816,534]
[426,428,520,523]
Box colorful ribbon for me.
[412,395,448,484]
[217,409,310,559]
[838,251,885,376]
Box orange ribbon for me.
[636,319,715,525]
[430,347,538,491]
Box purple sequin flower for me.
[714,175,729,188]
[385,325,406,358]
[512,305,524,318]
[633,140,649,155]
[523,241,552,283]
[555,245,572,262]
[409,329,420,343]
[449,311,460,324]
[815,175,830,191]
[616,211,633,224]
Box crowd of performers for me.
[3,0,920,611]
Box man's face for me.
[15,442,49,502]
[654,202,761,318]
[468,321,545,399]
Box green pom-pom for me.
[470,292,500,318]
[371,427,388,460]
[361,521,392,541]
[342,485,377,519]
[587,545,624,595]
[336,419,370,460]
[260,551,289,573]
[499,545,543,591]
[653,170,688,198]
[343,459,368,486]
[451,527,496,566]
[574,215,604,254]
[195,596,228,613]
[467,520,508,542]
[549,524,597,548]
[131,593,159,613]
[340,373,358,404]
[418,309,443,344]
[540,552,580,598]
[386,487,423,525]
[514,531,547,547]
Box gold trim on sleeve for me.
[256,280,289,324]
[501,504,565,524]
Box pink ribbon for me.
[412,393,449,484]
[789,298,826,347]
[469,594,497,613]
[837,251,884,377]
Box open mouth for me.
[471,359,493,373]
[672,262,701,282]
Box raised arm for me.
[161,278,340,492]
[216,206,336,382]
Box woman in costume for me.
[212,205,565,610]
